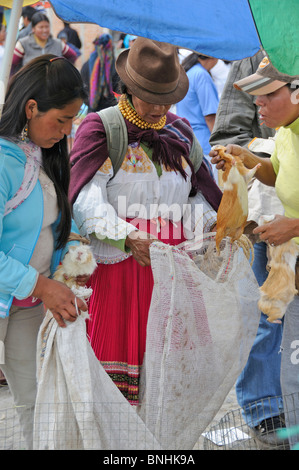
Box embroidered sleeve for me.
[72,164,136,248]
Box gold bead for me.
[118,95,166,130]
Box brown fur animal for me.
[214,145,261,253]
[258,235,298,323]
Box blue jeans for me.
[236,241,284,427]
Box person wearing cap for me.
[69,37,222,405]
[211,56,299,448]
[210,52,286,448]
[57,22,82,50]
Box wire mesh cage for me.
[1,387,299,450]
[0,405,27,450]
[203,393,299,450]
[0,400,164,450]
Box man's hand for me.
[253,215,299,246]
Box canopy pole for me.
[0,0,23,117]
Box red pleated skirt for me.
[86,218,185,405]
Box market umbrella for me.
[49,0,299,75]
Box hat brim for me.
[234,72,286,95]
[116,48,189,105]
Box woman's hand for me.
[32,274,88,327]
[125,230,157,267]
[253,215,299,246]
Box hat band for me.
[125,60,179,95]
[241,76,273,93]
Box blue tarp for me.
[50,0,261,61]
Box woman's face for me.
[255,85,299,128]
[26,98,83,148]
[32,20,50,42]
[130,94,172,124]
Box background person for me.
[176,52,219,183]
[0,23,6,69]
[12,12,77,69]
[80,34,118,113]
[18,5,36,39]
[197,54,231,98]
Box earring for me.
[20,121,29,142]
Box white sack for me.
[34,234,260,450]
[138,234,260,449]
[33,307,160,450]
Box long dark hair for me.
[31,11,49,28]
[181,52,202,72]
[0,54,87,248]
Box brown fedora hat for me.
[116,37,189,104]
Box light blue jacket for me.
[0,138,79,318]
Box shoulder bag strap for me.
[97,105,128,178]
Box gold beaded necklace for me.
[118,94,166,130]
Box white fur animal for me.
[258,216,299,323]
[54,244,97,289]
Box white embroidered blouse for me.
[73,143,216,264]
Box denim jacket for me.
[0,138,79,317]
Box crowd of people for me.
[0,5,299,451]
